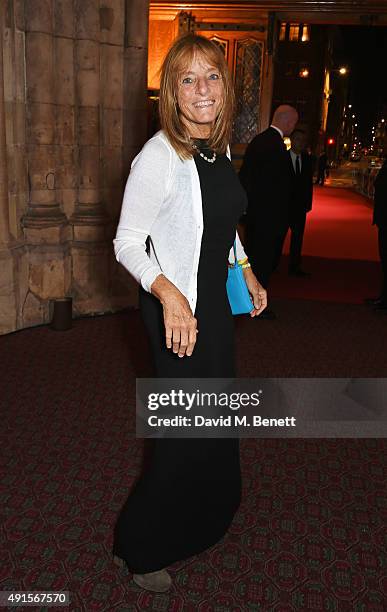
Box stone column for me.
[21,0,67,241]
[0,1,10,245]
[0,1,18,333]
[123,0,150,167]
[108,0,150,311]
[70,0,108,242]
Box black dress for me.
[113,141,248,573]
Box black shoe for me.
[255,308,276,320]
[373,302,387,313]
[289,268,311,278]
[364,297,382,306]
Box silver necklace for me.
[192,143,217,164]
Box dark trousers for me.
[316,168,325,185]
[247,220,286,289]
[275,212,307,272]
[378,227,387,302]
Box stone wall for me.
[0,0,149,335]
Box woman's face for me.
[176,53,223,138]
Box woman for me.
[112,33,267,592]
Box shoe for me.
[373,302,387,313]
[113,556,172,593]
[133,570,172,592]
[255,308,276,320]
[289,268,311,278]
[364,297,382,306]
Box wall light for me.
[284,137,291,150]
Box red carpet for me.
[294,186,378,262]
[270,186,381,304]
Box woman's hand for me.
[242,268,267,317]
[151,275,198,357]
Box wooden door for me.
[198,31,266,151]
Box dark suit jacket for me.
[317,152,327,171]
[373,159,387,229]
[288,151,314,215]
[239,127,293,231]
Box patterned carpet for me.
[1,302,386,610]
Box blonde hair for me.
[159,33,234,159]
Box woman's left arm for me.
[243,267,267,317]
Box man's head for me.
[272,105,299,136]
[290,129,307,154]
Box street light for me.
[339,67,347,75]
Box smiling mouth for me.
[193,100,215,108]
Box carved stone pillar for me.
[123,0,150,166]
[0,1,17,333]
[70,0,108,242]
[0,1,10,245]
[21,0,67,241]
[108,0,150,311]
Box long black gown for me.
[113,141,248,573]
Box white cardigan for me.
[113,130,248,313]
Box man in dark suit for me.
[276,129,314,277]
[365,158,387,312]
[316,151,327,185]
[239,105,298,319]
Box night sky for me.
[337,26,387,145]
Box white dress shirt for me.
[269,124,284,139]
[289,149,302,173]
[113,130,247,314]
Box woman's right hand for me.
[151,275,198,357]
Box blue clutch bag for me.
[226,241,253,315]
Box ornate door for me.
[147,11,268,149]
[195,30,265,147]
